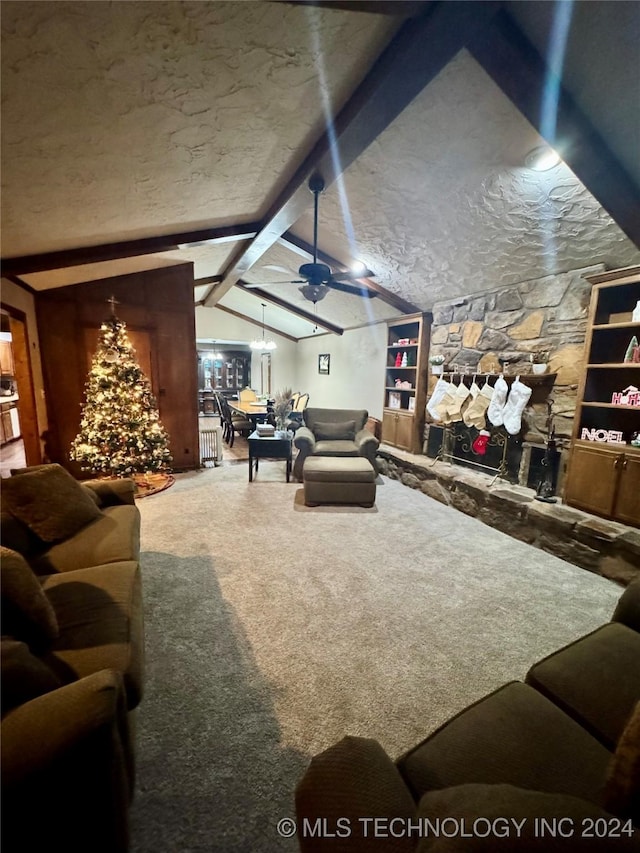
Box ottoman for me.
[302,457,376,507]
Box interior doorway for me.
[0,306,41,475]
[260,352,272,396]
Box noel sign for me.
[611,385,640,407]
[581,428,624,444]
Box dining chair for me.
[294,393,309,412]
[286,392,309,432]
[218,394,252,447]
[239,388,258,403]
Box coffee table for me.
[248,430,293,482]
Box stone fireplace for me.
[424,263,605,491]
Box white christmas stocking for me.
[487,375,509,427]
[502,376,532,435]
[426,377,451,421]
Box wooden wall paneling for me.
[35,263,199,474]
[155,307,200,472]
[36,297,85,472]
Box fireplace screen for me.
[426,423,523,484]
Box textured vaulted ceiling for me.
[2,1,639,341]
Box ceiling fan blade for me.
[327,280,377,298]
[244,279,307,289]
[330,269,375,282]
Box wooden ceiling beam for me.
[235,282,344,335]
[214,304,299,344]
[194,274,223,287]
[207,0,501,306]
[468,10,640,247]
[1,223,261,276]
[278,233,420,314]
[277,1,432,16]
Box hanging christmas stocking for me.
[463,381,493,430]
[462,381,480,427]
[502,376,532,435]
[472,429,491,455]
[446,381,471,423]
[435,385,457,423]
[487,375,509,427]
[426,377,450,421]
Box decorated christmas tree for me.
[70,305,172,477]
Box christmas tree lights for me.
[70,313,172,477]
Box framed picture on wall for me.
[318,353,330,375]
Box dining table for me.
[227,399,270,425]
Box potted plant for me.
[272,387,294,431]
[530,350,550,375]
[429,354,445,375]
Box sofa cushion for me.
[314,420,357,441]
[305,408,368,434]
[603,702,640,824]
[2,464,103,543]
[612,578,640,633]
[415,784,638,851]
[1,637,62,715]
[41,561,144,708]
[397,682,611,807]
[296,736,416,853]
[0,547,59,648]
[29,504,141,575]
[525,623,640,751]
[313,440,360,457]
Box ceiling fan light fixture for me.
[350,260,367,276]
[525,145,561,171]
[299,283,330,303]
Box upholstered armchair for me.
[293,407,379,481]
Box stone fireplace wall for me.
[425,264,606,483]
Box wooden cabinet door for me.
[615,454,640,526]
[381,411,397,444]
[395,412,415,451]
[565,444,619,517]
[0,340,14,375]
[1,408,14,441]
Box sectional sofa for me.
[296,579,640,852]
[1,463,144,853]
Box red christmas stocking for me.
[472,430,490,455]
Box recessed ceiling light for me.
[525,146,562,171]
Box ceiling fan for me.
[244,174,376,303]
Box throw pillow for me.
[314,420,357,441]
[2,463,103,543]
[1,637,62,715]
[415,783,634,851]
[0,509,45,559]
[1,546,59,648]
[602,701,640,823]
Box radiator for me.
[199,426,223,466]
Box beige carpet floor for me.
[130,463,622,852]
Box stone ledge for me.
[377,445,639,585]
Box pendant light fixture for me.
[250,303,277,350]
